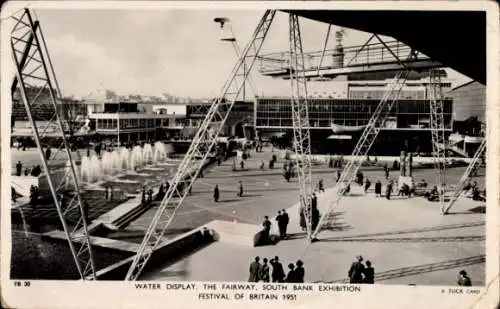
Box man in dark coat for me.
[141,187,146,206]
[311,205,320,231]
[336,169,341,182]
[45,147,51,160]
[375,180,382,197]
[457,270,472,286]
[386,181,393,200]
[281,209,289,238]
[248,256,261,282]
[259,258,270,282]
[16,161,22,176]
[364,178,371,193]
[238,181,244,197]
[271,256,285,282]
[275,211,284,238]
[364,260,375,284]
[286,263,297,283]
[213,184,220,202]
[318,179,325,192]
[348,255,365,284]
[295,260,305,283]
[311,193,318,210]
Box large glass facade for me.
[256,98,453,130]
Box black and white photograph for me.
[1,1,498,308]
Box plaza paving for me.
[9,147,486,284]
[126,148,486,286]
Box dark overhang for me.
[284,10,486,85]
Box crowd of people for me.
[249,256,305,283]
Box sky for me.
[4,8,472,99]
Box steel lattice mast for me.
[311,68,412,238]
[125,10,277,281]
[428,69,447,212]
[442,139,486,214]
[288,14,314,239]
[10,9,96,280]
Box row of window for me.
[96,119,156,130]
[349,90,427,100]
[255,114,453,129]
[256,100,453,114]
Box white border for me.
[1,1,499,309]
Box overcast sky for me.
[5,8,471,99]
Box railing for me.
[258,40,429,74]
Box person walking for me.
[45,147,52,160]
[318,179,325,192]
[364,178,371,193]
[238,180,244,197]
[386,181,393,200]
[248,257,261,282]
[141,186,146,206]
[105,185,109,201]
[259,258,270,282]
[213,184,220,203]
[336,169,341,183]
[16,161,22,176]
[364,260,375,284]
[271,256,286,283]
[375,180,382,197]
[348,255,365,284]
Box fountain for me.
[77,143,174,183]
[130,146,142,171]
[143,143,153,165]
[119,147,130,170]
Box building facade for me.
[255,71,456,156]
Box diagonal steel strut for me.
[125,10,276,281]
[288,14,314,239]
[442,139,486,214]
[10,8,96,280]
[311,65,414,239]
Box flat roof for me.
[285,10,486,85]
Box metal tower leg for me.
[311,69,412,239]
[10,9,96,280]
[442,139,486,214]
[428,69,447,212]
[288,14,314,239]
[125,10,276,281]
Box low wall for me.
[93,226,215,280]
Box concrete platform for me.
[205,220,262,247]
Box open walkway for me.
[137,146,485,285]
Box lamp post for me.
[214,17,258,138]
[214,17,247,101]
